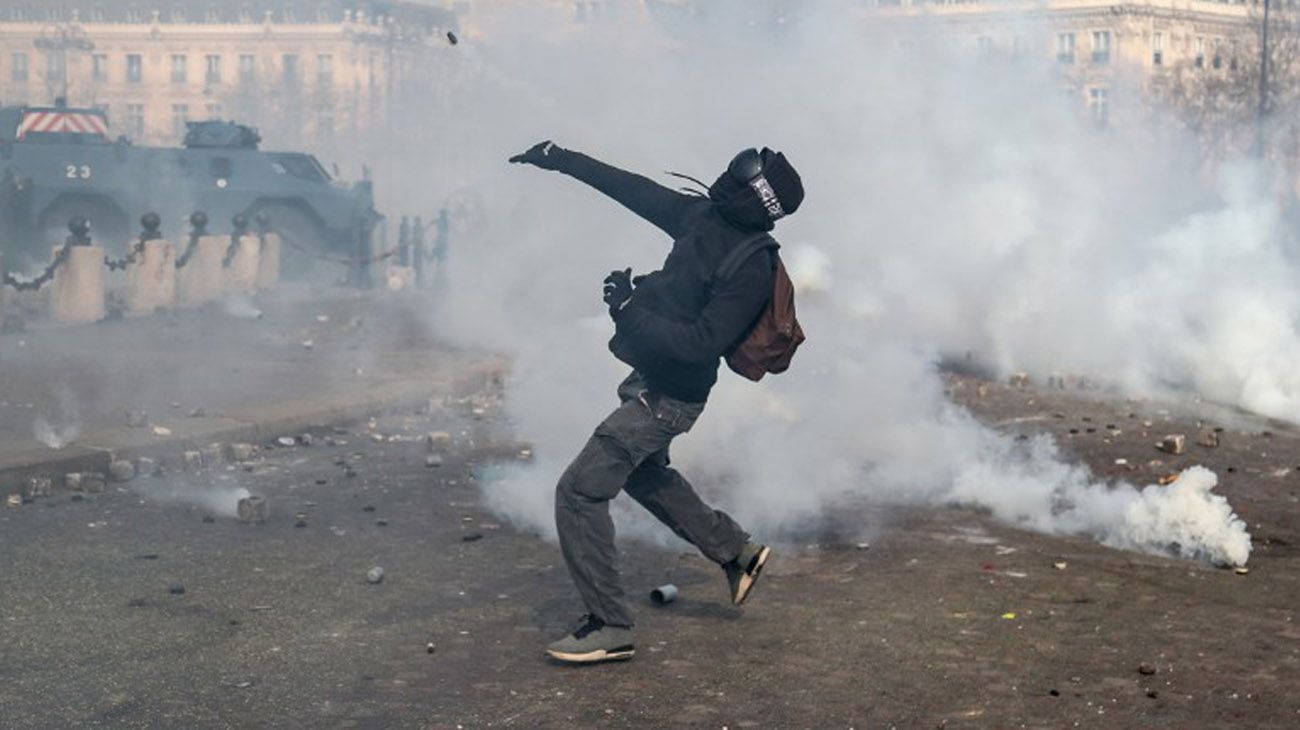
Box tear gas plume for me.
[33,384,81,450]
[134,480,251,519]
[342,4,1264,563]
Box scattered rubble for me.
[183,451,204,471]
[1008,372,1030,388]
[1197,429,1220,448]
[23,477,52,500]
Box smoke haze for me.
[328,4,1277,565]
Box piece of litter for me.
[1114,458,1128,466]
[1234,566,1250,575]
[152,426,172,436]
[1053,561,1068,570]
[1004,571,1028,579]
[855,542,870,550]
[366,566,385,584]
[1001,612,1017,620]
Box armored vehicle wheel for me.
[249,203,331,281]
[38,198,130,255]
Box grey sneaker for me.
[546,614,635,664]
[725,542,772,606]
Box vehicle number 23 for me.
[65,164,92,180]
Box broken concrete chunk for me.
[65,472,83,490]
[1196,429,1220,448]
[426,431,452,451]
[182,451,204,472]
[82,473,106,493]
[237,495,268,523]
[1008,372,1030,388]
[1156,434,1185,455]
[23,476,52,500]
[109,460,136,483]
[276,436,296,447]
[425,454,443,468]
[6,493,21,508]
[228,443,256,461]
[299,433,315,447]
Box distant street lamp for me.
[34,23,94,103]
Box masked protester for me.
[510,140,804,664]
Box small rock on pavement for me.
[1156,434,1186,455]
[366,567,385,584]
[109,460,136,483]
[425,454,443,468]
[426,431,452,451]
[237,495,268,523]
[277,436,296,447]
[1196,429,1220,448]
[6,493,21,508]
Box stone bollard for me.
[50,236,106,324]
[256,232,280,290]
[225,234,260,293]
[177,235,228,307]
[127,240,176,314]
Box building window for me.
[1212,38,1222,70]
[976,36,994,55]
[1229,39,1238,71]
[239,7,253,23]
[1152,32,1163,66]
[127,9,142,22]
[11,52,28,82]
[282,54,299,86]
[1091,31,1110,64]
[127,54,142,83]
[47,53,66,84]
[92,54,108,82]
[126,103,145,139]
[1011,36,1024,58]
[205,54,221,84]
[207,9,221,23]
[238,54,256,83]
[1194,36,1205,68]
[171,54,187,84]
[171,103,189,139]
[1056,33,1074,64]
[316,54,333,87]
[205,102,222,119]
[172,8,186,23]
[1088,87,1109,125]
[92,8,106,22]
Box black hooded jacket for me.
[555,151,775,403]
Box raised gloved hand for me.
[603,267,634,314]
[508,140,566,171]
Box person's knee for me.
[556,435,628,505]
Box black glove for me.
[603,267,633,314]
[508,140,566,171]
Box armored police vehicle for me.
[0,103,379,273]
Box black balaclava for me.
[708,147,805,232]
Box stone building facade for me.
[0,1,456,146]
[857,0,1257,124]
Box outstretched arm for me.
[613,252,774,363]
[510,141,699,239]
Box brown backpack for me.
[713,234,806,382]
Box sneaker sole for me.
[546,646,636,664]
[733,545,772,606]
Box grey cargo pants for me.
[555,371,749,627]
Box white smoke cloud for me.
[383,4,1262,565]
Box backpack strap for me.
[713,233,779,286]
